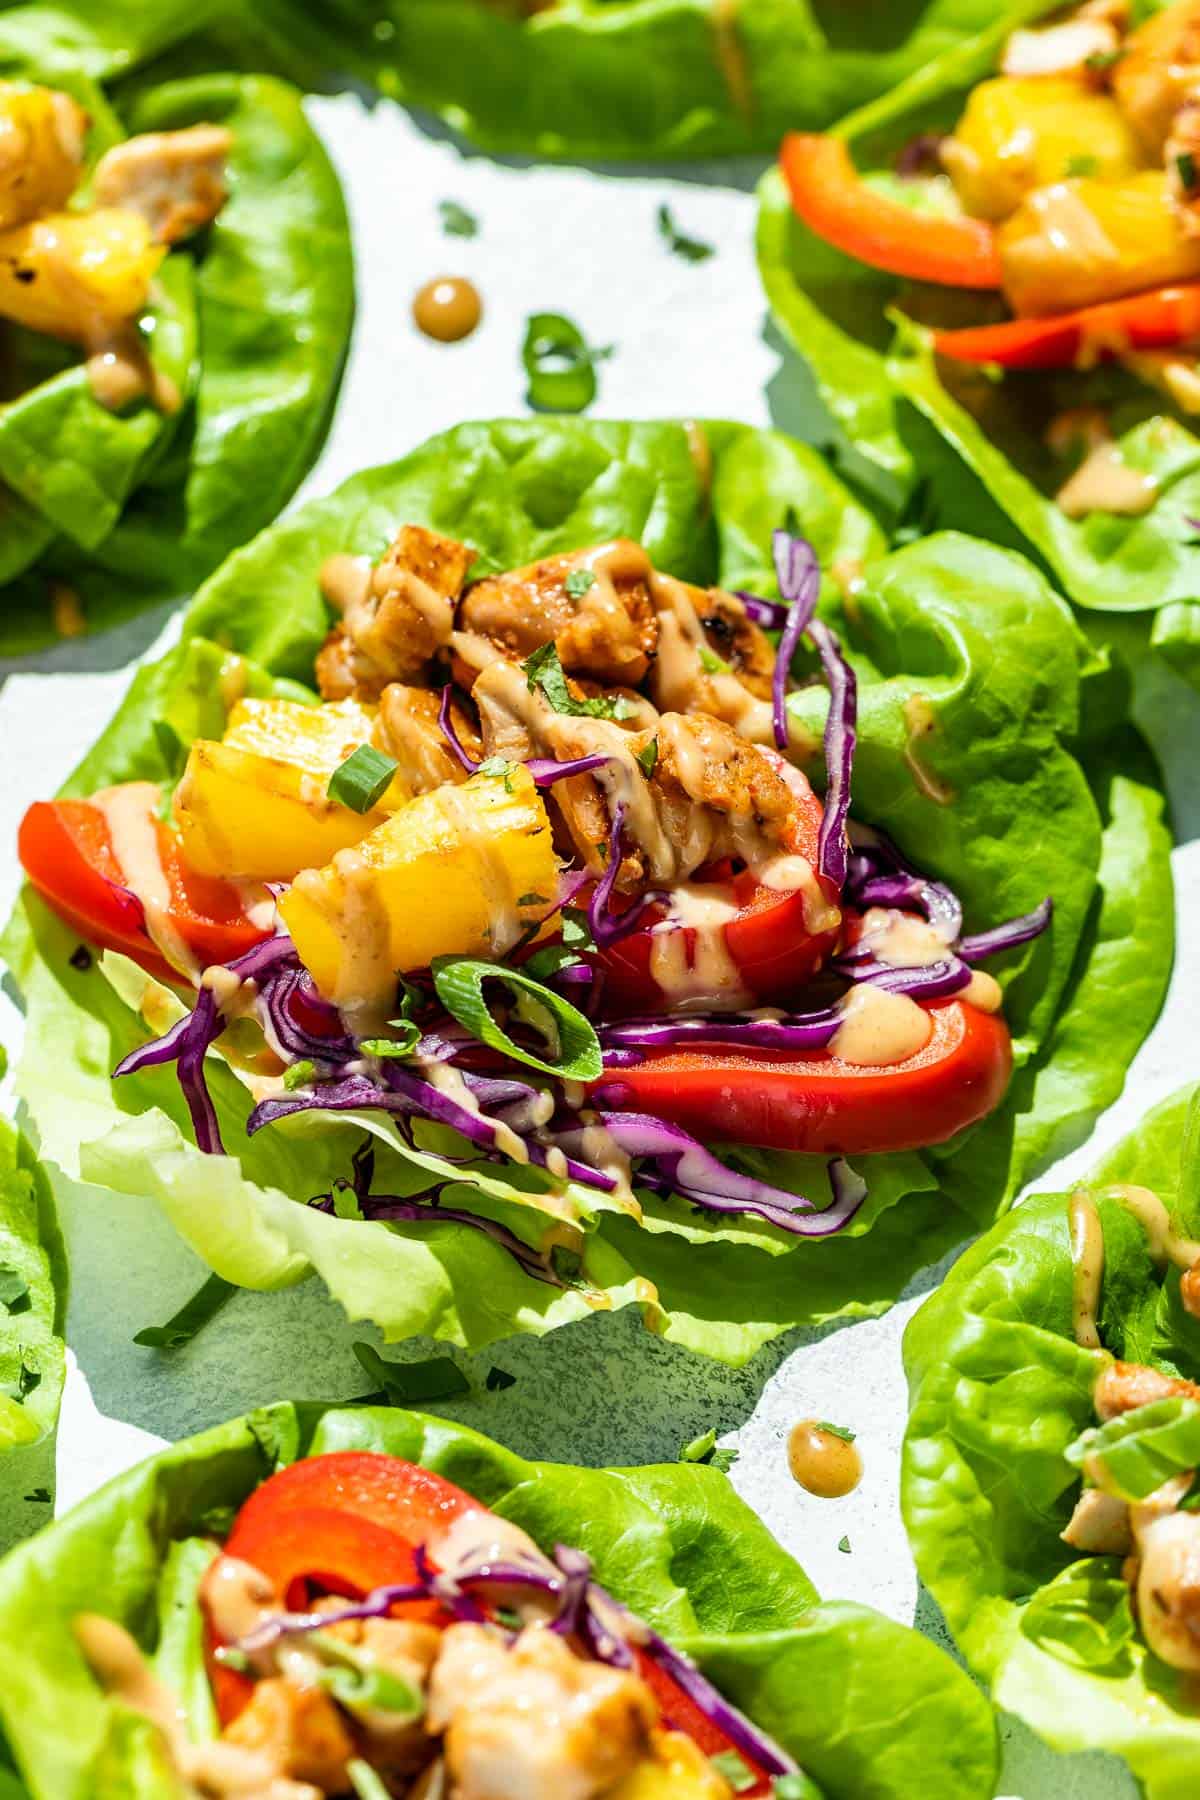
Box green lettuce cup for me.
[0,11,352,655]
[0,1112,64,1455]
[237,0,1054,161]
[756,9,1200,692]
[3,417,1172,1365]
[0,1398,1000,1799]
[903,1082,1200,1800]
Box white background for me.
[3,91,1199,1797]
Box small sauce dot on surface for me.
[787,1419,863,1499]
[412,275,482,342]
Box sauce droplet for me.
[412,275,482,343]
[787,1419,863,1499]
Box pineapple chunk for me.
[280,765,558,1008]
[609,1731,735,1799]
[0,206,163,341]
[942,76,1145,222]
[998,170,1200,316]
[0,83,87,229]
[174,697,412,881]
[1113,0,1200,156]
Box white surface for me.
[2,92,1192,1797]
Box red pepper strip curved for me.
[593,998,1012,1155]
[780,133,1002,290]
[202,1449,775,1788]
[933,281,1200,368]
[18,794,270,981]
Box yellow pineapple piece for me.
[280,765,559,1007]
[0,206,163,341]
[998,170,1200,315]
[943,76,1145,222]
[174,697,411,882]
[0,83,87,229]
[609,1731,735,1799]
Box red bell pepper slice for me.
[593,997,1012,1154]
[779,132,1002,289]
[932,281,1200,367]
[18,791,270,981]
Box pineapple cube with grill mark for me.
[0,207,164,341]
[943,76,1145,222]
[0,83,87,229]
[280,764,559,1004]
[173,697,411,881]
[998,170,1200,315]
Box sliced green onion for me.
[522,311,610,414]
[310,1635,422,1720]
[431,956,602,1081]
[711,1750,757,1793]
[347,1759,394,1800]
[636,738,659,777]
[360,1020,421,1060]
[565,567,596,600]
[133,1273,237,1350]
[327,744,397,813]
[773,1775,824,1799]
[352,1342,470,1404]
[698,642,730,675]
[283,1059,317,1091]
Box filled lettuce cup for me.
[757,0,1200,691]
[0,1399,1000,1798]
[0,1114,64,1456]
[3,417,1172,1365]
[247,0,1054,161]
[903,1082,1200,1799]
[0,12,352,653]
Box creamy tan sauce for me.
[295,845,393,1029]
[1098,1182,1200,1271]
[1056,441,1159,518]
[787,1421,863,1499]
[963,968,1003,1013]
[649,886,752,1013]
[1121,351,1200,414]
[203,1556,277,1645]
[85,323,181,414]
[412,276,482,343]
[649,570,777,747]
[50,580,85,639]
[424,1058,530,1166]
[320,551,372,615]
[831,984,931,1066]
[1069,1188,1105,1351]
[93,781,199,980]
[902,695,955,806]
[858,905,951,966]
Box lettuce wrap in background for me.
[0,1398,1000,1799]
[756,8,1200,692]
[903,1082,1200,1800]
[3,418,1173,1366]
[0,1110,64,1456]
[0,7,353,655]
[218,0,1055,163]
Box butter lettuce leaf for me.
[0,1401,998,1799]
[902,1084,1200,1798]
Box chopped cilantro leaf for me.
[565,567,596,600]
[439,199,478,238]
[818,1420,856,1442]
[657,203,715,263]
[636,738,659,777]
[524,641,625,720]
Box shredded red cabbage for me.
[771,527,820,751]
[959,897,1053,963]
[809,616,856,889]
[600,1008,841,1057]
[734,588,788,630]
[561,1109,867,1238]
[832,952,973,1001]
[587,800,668,949]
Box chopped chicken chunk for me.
[376,683,480,791]
[655,710,793,828]
[648,573,775,743]
[1094,1360,1200,1421]
[458,540,658,687]
[428,1623,656,1800]
[222,1676,354,1791]
[1112,0,1200,155]
[694,588,776,699]
[92,124,233,245]
[317,526,474,699]
[1130,1489,1200,1672]
[1061,1486,1132,1554]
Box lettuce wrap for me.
[0,1397,999,1798]
[0,8,352,654]
[903,1082,1200,1799]
[756,6,1200,691]
[219,0,1056,163]
[0,1110,64,1455]
[3,417,1173,1366]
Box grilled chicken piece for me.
[1061,1487,1132,1554]
[654,710,793,826]
[1167,95,1200,233]
[458,540,658,687]
[428,1623,656,1800]
[376,683,480,790]
[1112,0,1200,154]
[1127,1475,1200,1672]
[316,527,474,700]
[1094,1360,1200,1421]
[92,124,232,245]
[222,1676,354,1790]
[649,573,775,743]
